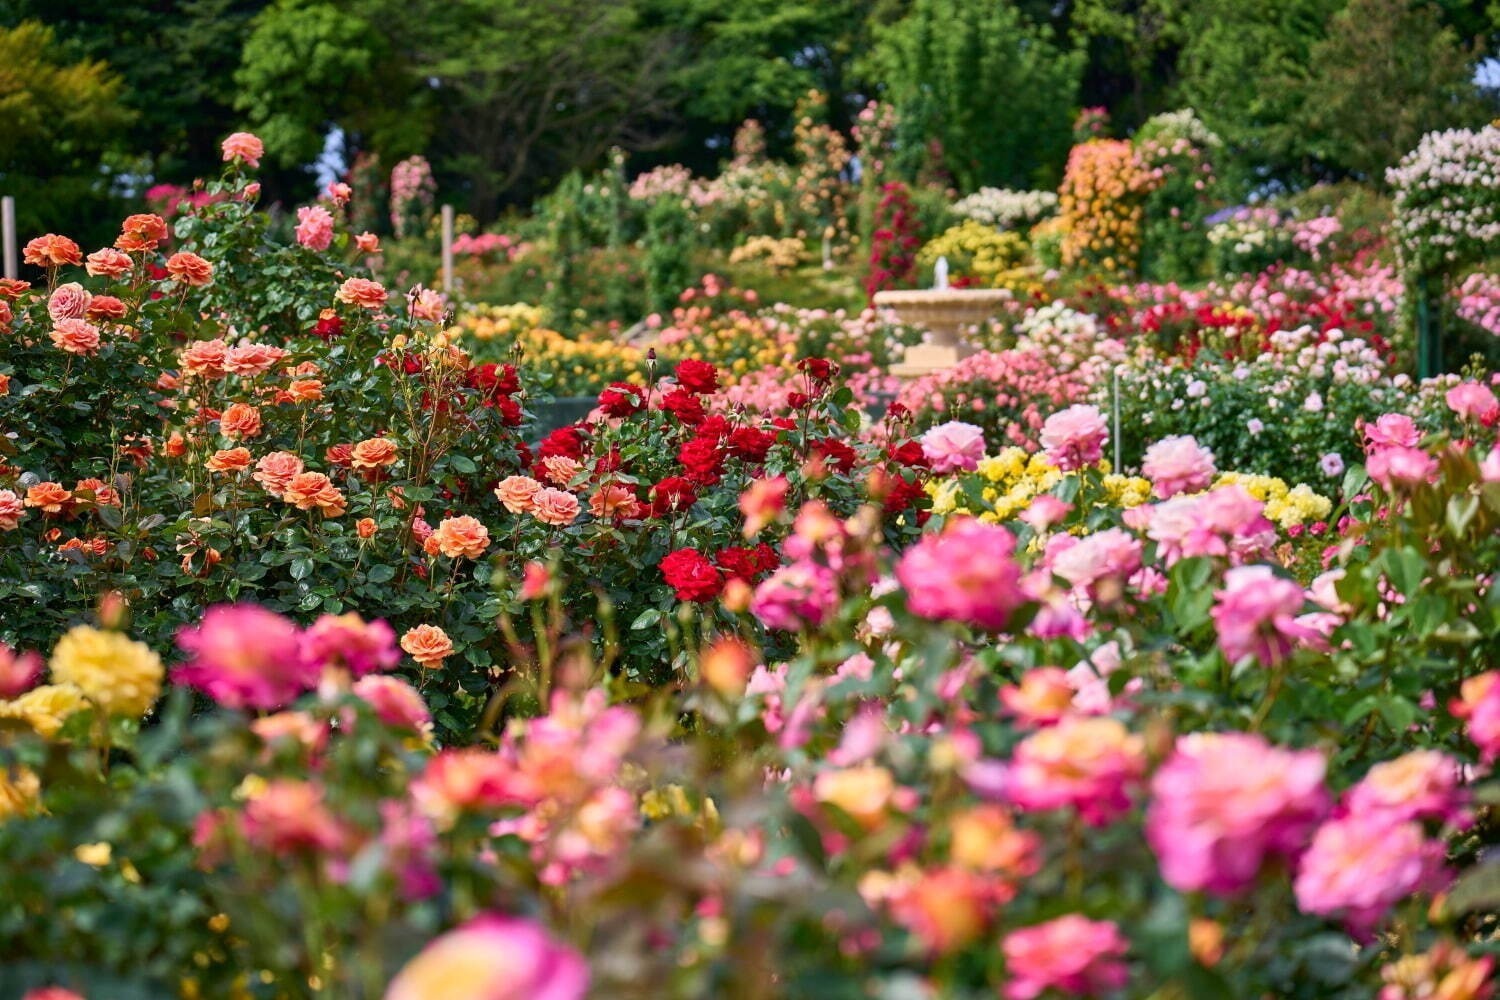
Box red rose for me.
[797,357,838,381]
[882,473,928,515]
[660,548,723,602]
[598,382,645,417]
[312,309,344,340]
[494,395,523,426]
[679,436,725,485]
[660,389,705,426]
[673,359,720,395]
[538,426,586,460]
[648,476,698,516]
[694,415,732,442]
[887,440,929,468]
[727,426,775,463]
[593,447,623,475]
[786,391,810,410]
[810,438,858,473]
[466,363,520,399]
[715,543,780,583]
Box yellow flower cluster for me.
[728,235,808,275]
[930,448,1066,523]
[457,303,546,340]
[1213,472,1332,529]
[916,222,1029,287]
[1059,140,1159,274]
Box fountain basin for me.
[874,288,1013,377]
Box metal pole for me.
[1415,271,1442,380]
[440,204,454,295]
[1,197,16,279]
[1113,366,1122,472]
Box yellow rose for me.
[49,625,163,718]
[0,683,88,737]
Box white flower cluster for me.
[951,188,1059,231]
[1206,208,1284,255]
[1387,125,1500,274]
[1138,109,1223,150]
[1013,302,1127,379]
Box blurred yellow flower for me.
[49,625,163,718]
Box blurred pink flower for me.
[1040,404,1108,471]
[295,205,334,251]
[1212,566,1320,666]
[385,914,588,1000]
[1294,814,1447,933]
[174,604,316,709]
[1143,435,1216,498]
[1008,716,1145,825]
[1002,914,1130,1000]
[897,519,1024,631]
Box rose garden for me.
[2,4,1500,998]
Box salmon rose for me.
[115,214,169,254]
[282,472,347,517]
[336,277,388,310]
[531,488,580,526]
[430,515,491,559]
[87,247,135,277]
[206,448,252,473]
[494,475,542,514]
[49,319,100,355]
[350,437,399,470]
[23,234,82,268]
[253,451,305,496]
[224,344,288,377]
[400,625,454,669]
[221,132,264,168]
[165,252,213,287]
[219,403,262,440]
[180,339,229,378]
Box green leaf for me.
[289,557,314,580]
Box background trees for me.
[0,0,1495,220]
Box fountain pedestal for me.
[874,288,1013,378]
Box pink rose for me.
[919,420,986,473]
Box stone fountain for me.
[874,257,1013,378]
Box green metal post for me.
[1415,271,1442,380]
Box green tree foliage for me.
[869,0,1084,192]
[1298,0,1489,183]
[0,21,134,241]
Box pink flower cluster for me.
[1211,566,1322,666]
[1040,404,1108,471]
[897,519,1025,631]
[1141,435,1216,498]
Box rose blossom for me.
[223,343,288,377]
[1445,381,1499,424]
[241,779,347,853]
[350,437,399,470]
[1146,732,1328,895]
[1040,404,1108,471]
[295,205,334,251]
[897,519,1024,631]
[1212,565,1321,666]
[1143,434,1216,498]
[495,475,543,513]
[1452,672,1500,762]
[253,451,305,497]
[205,447,252,473]
[1366,446,1436,491]
[589,484,641,520]
[1345,750,1467,826]
[1047,527,1141,598]
[336,277,388,310]
[282,472,347,516]
[180,339,229,378]
[174,604,316,709]
[352,674,431,733]
[750,561,839,631]
[115,213,169,253]
[22,234,81,268]
[430,515,491,559]
[401,625,454,669]
[300,612,400,677]
[1008,716,1145,825]
[1294,813,1447,933]
[86,247,133,278]
[1002,915,1130,1000]
[87,295,126,321]
[919,421,986,473]
[1364,413,1420,452]
[46,282,91,322]
[0,489,25,530]
[221,131,264,168]
[531,488,580,526]
[49,318,100,355]
[385,915,588,1000]
[218,402,262,440]
[165,251,213,286]
[355,232,381,253]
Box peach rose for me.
[115,214,169,254]
[494,475,543,514]
[206,447,252,473]
[589,484,641,520]
[335,277,388,310]
[253,451,305,496]
[408,287,445,322]
[180,339,229,378]
[0,489,24,530]
[23,482,73,514]
[219,402,262,440]
[400,625,454,669]
[86,295,127,321]
[356,517,377,539]
[224,343,288,377]
[539,455,582,485]
[86,247,134,278]
[355,232,381,253]
[287,379,323,402]
[282,472,347,517]
[0,278,30,298]
[165,252,213,287]
[49,318,100,355]
[350,437,399,470]
[430,515,491,559]
[163,432,187,458]
[73,478,120,507]
[221,132,264,168]
[22,234,82,268]
[47,282,92,322]
[531,488,580,526]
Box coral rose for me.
[49,318,100,355]
[401,625,454,669]
[22,234,82,268]
[350,437,399,470]
[223,343,288,377]
[86,295,127,321]
[206,447,252,473]
[355,232,381,253]
[221,131,264,168]
[431,515,491,559]
[115,214,169,253]
[86,247,134,278]
[24,482,73,514]
[531,488,580,526]
[47,282,91,322]
[494,475,542,513]
[282,472,347,516]
[253,451,305,496]
[180,338,229,378]
[165,251,213,286]
[218,402,262,440]
[589,484,641,520]
[336,277,388,310]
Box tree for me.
[1298,0,1488,183]
[868,0,1084,192]
[0,21,134,242]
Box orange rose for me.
[589,484,641,520]
[115,214,169,254]
[282,472,347,517]
[539,455,582,485]
[430,515,490,559]
[287,379,323,402]
[219,402,262,440]
[206,448,252,473]
[23,234,82,268]
[221,132,264,168]
[0,374,9,396]
[530,488,580,526]
[23,482,73,514]
[0,278,30,298]
[493,475,542,514]
[86,295,127,321]
[73,478,120,507]
[400,625,454,669]
[161,432,186,459]
[350,437,399,470]
[49,318,100,355]
[252,451,305,496]
[355,232,381,253]
[223,343,288,377]
[86,247,134,278]
[356,517,377,539]
[179,339,228,378]
[165,252,213,287]
[335,277,388,310]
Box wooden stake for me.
[441,204,454,294]
[1,196,16,280]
